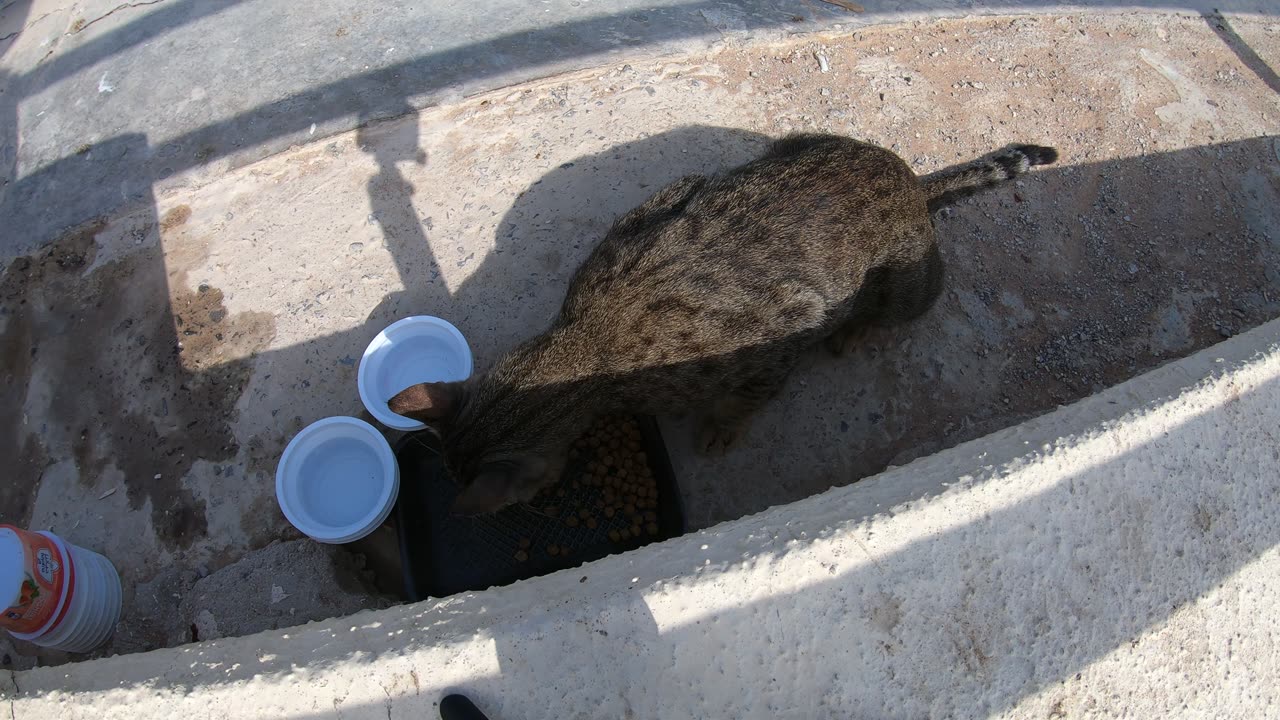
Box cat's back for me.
[566,135,924,307]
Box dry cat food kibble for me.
[521,416,664,559]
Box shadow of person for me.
[357,107,449,330]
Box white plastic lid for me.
[275,416,399,543]
[357,316,472,431]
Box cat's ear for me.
[451,471,514,516]
[387,382,460,424]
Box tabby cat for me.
[390,134,1057,513]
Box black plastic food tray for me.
[394,416,686,600]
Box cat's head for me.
[388,380,570,515]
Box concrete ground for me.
[1,4,1278,665]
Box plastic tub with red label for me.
[0,526,121,653]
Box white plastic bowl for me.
[358,316,473,431]
[275,417,399,544]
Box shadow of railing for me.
[1202,9,1280,93]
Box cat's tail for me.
[920,144,1058,213]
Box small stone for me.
[1127,263,1139,275]
[820,87,831,96]
[270,584,289,604]
[193,609,220,641]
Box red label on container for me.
[1,526,67,635]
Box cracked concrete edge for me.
[8,319,1280,717]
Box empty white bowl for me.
[275,417,399,544]
[358,316,473,431]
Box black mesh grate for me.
[394,416,685,600]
